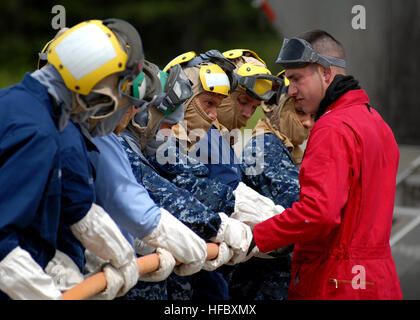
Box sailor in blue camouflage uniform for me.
[115,60,224,300]
[233,92,314,300]
[232,82,315,300]
[128,53,258,300]
[211,53,307,300]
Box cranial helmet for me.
[47,19,144,95]
[43,18,145,137]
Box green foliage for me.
[0,0,281,129]
[0,0,282,88]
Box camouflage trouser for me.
[167,271,229,301]
[220,254,292,300]
[117,280,168,300]
[167,274,193,300]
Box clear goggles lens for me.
[278,38,308,61]
[126,63,192,115]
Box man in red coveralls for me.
[252,30,403,300]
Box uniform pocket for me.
[326,277,378,299]
[328,278,375,289]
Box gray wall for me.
[267,0,420,145]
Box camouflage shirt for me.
[119,130,221,240]
[221,133,300,300]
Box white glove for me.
[232,182,285,226]
[134,238,156,256]
[138,248,176,282]
[84,248,108,275]
[84,249,139,300]
[0,246,61,300]
[70,203,139,298]
[202,242,233,271]
[92,260,138,300]
[213,212,255,265]
[44,250,84,292]
[142,208,207,276]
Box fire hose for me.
[61,243,219,300]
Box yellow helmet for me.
[222,49,266,65]
[47,19,144,95]
[199,64,231,96]
[165,50,233,96]
[277,70,290,86]
[163,51,197,73]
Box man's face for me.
[196,92,225,120]
[285,64,329,115]
[295,105,315,130]
[235,92,260,121]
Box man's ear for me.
[320,65,333,85]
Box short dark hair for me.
[298,29,346,60]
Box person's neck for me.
[316,74,361,121]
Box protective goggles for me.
[128,62,192,115]
[230,63,283,102]
[276,37,346,70]
[185,50,236,75]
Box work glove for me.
[70,203,139,299]
[93,260,138,300]
[212,212,256,265]
[134,238,176,282]
[232,182,285,226]
[134,238,156,256]
[202,242,233,271]
[0,246,62,300]
[83,249,135,300]
[232,182,293,259]
[142,208,207,276]
[44,249,84,292]
[138,248,176,282]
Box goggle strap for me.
[319,54,346,68]
[185,51,235,73]
[38,52,48,61]
[121,90,148,112]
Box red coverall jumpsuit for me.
[253,89,403,300]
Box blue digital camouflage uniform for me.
[223,132,300,300]
[147,133,236,216]
[120,130,222,240]
[241,133,300,209]
[118,130,229,300]
[144,127,244,300]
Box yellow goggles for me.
[232,63,281,101]
[199,64,230,96]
